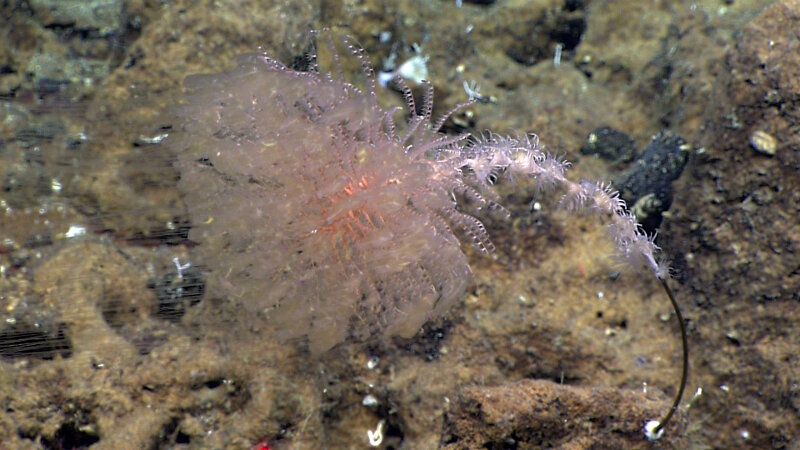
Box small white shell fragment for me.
[749,130,777,156]
[362,394,378,407]
[65,225,87,238]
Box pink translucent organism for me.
[169,39,492,353]
[168,37,664,354]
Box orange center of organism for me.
[342,175,371,196]
[316,172,385,243]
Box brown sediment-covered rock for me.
[441,378,687,449]
[665,0,800,302]
[660,0,800,447]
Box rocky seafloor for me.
[1,0,797,448]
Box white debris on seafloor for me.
[378,44,429,87]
